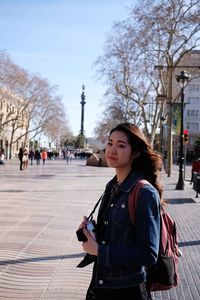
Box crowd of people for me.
[17,147,48,170]
[16,147,89,170]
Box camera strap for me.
[87,179,121,222]
[87,192,105,221]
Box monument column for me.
[78,84,86,148]
[80,84,86,135]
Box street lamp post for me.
[160,116,166,158]
[154,64,199,178]
[175,71,190,190]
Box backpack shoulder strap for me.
[128,179,149,224]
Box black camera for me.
[76,220,96,242]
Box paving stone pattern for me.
[0,159,199,300]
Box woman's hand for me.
[82,229,98,256]
[78,216,88,230]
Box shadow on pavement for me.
[0,252,85,266]
[179,240,200,247]
[166,198,195,204]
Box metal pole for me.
[161,123,164,171]
[176,86,184,190]
[184,143,187,180]
[167,67,173,177]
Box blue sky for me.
[0,0,135,137]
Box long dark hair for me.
[110,123,163,201]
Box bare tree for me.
[43,97,73,147]
[94,100,127,142]
[94,12,162,143]
[94,0,200,162]
[0,50,70,157]
[130,0,200,175]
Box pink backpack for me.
[128,179,180,291]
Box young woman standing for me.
[77,123,163,300]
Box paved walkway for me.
[0,159,199,300]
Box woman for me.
[23,146,29,169]
[77,123,163,300]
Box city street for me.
[0,158,199,300]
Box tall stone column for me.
[80,84,86,135]
[78,84,86,148]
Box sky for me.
[0,0,136,137]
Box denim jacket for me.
[94,171,160,289]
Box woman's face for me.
[105,130,133,171]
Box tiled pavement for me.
[0,159,199,300]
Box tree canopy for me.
[94,0,200,143]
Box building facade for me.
[164,50,200,163]
[0,89,28,159]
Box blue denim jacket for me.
[95,171,160,289]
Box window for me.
[189,97,200,105]
[187,122,199,131]
[187,110,199,117]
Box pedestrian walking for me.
[66,149,70,164]
[77,122,163,300]
[34,149,41,165]
[29,148,35,165]
[41,149,48,165]
[23,146,29,169]
[18,147,24,170]
[69,152,74,164]
[0,150,5,165]
[190,157,200,184]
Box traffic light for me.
[183,129,189,144]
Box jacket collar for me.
[107,171,144,193]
